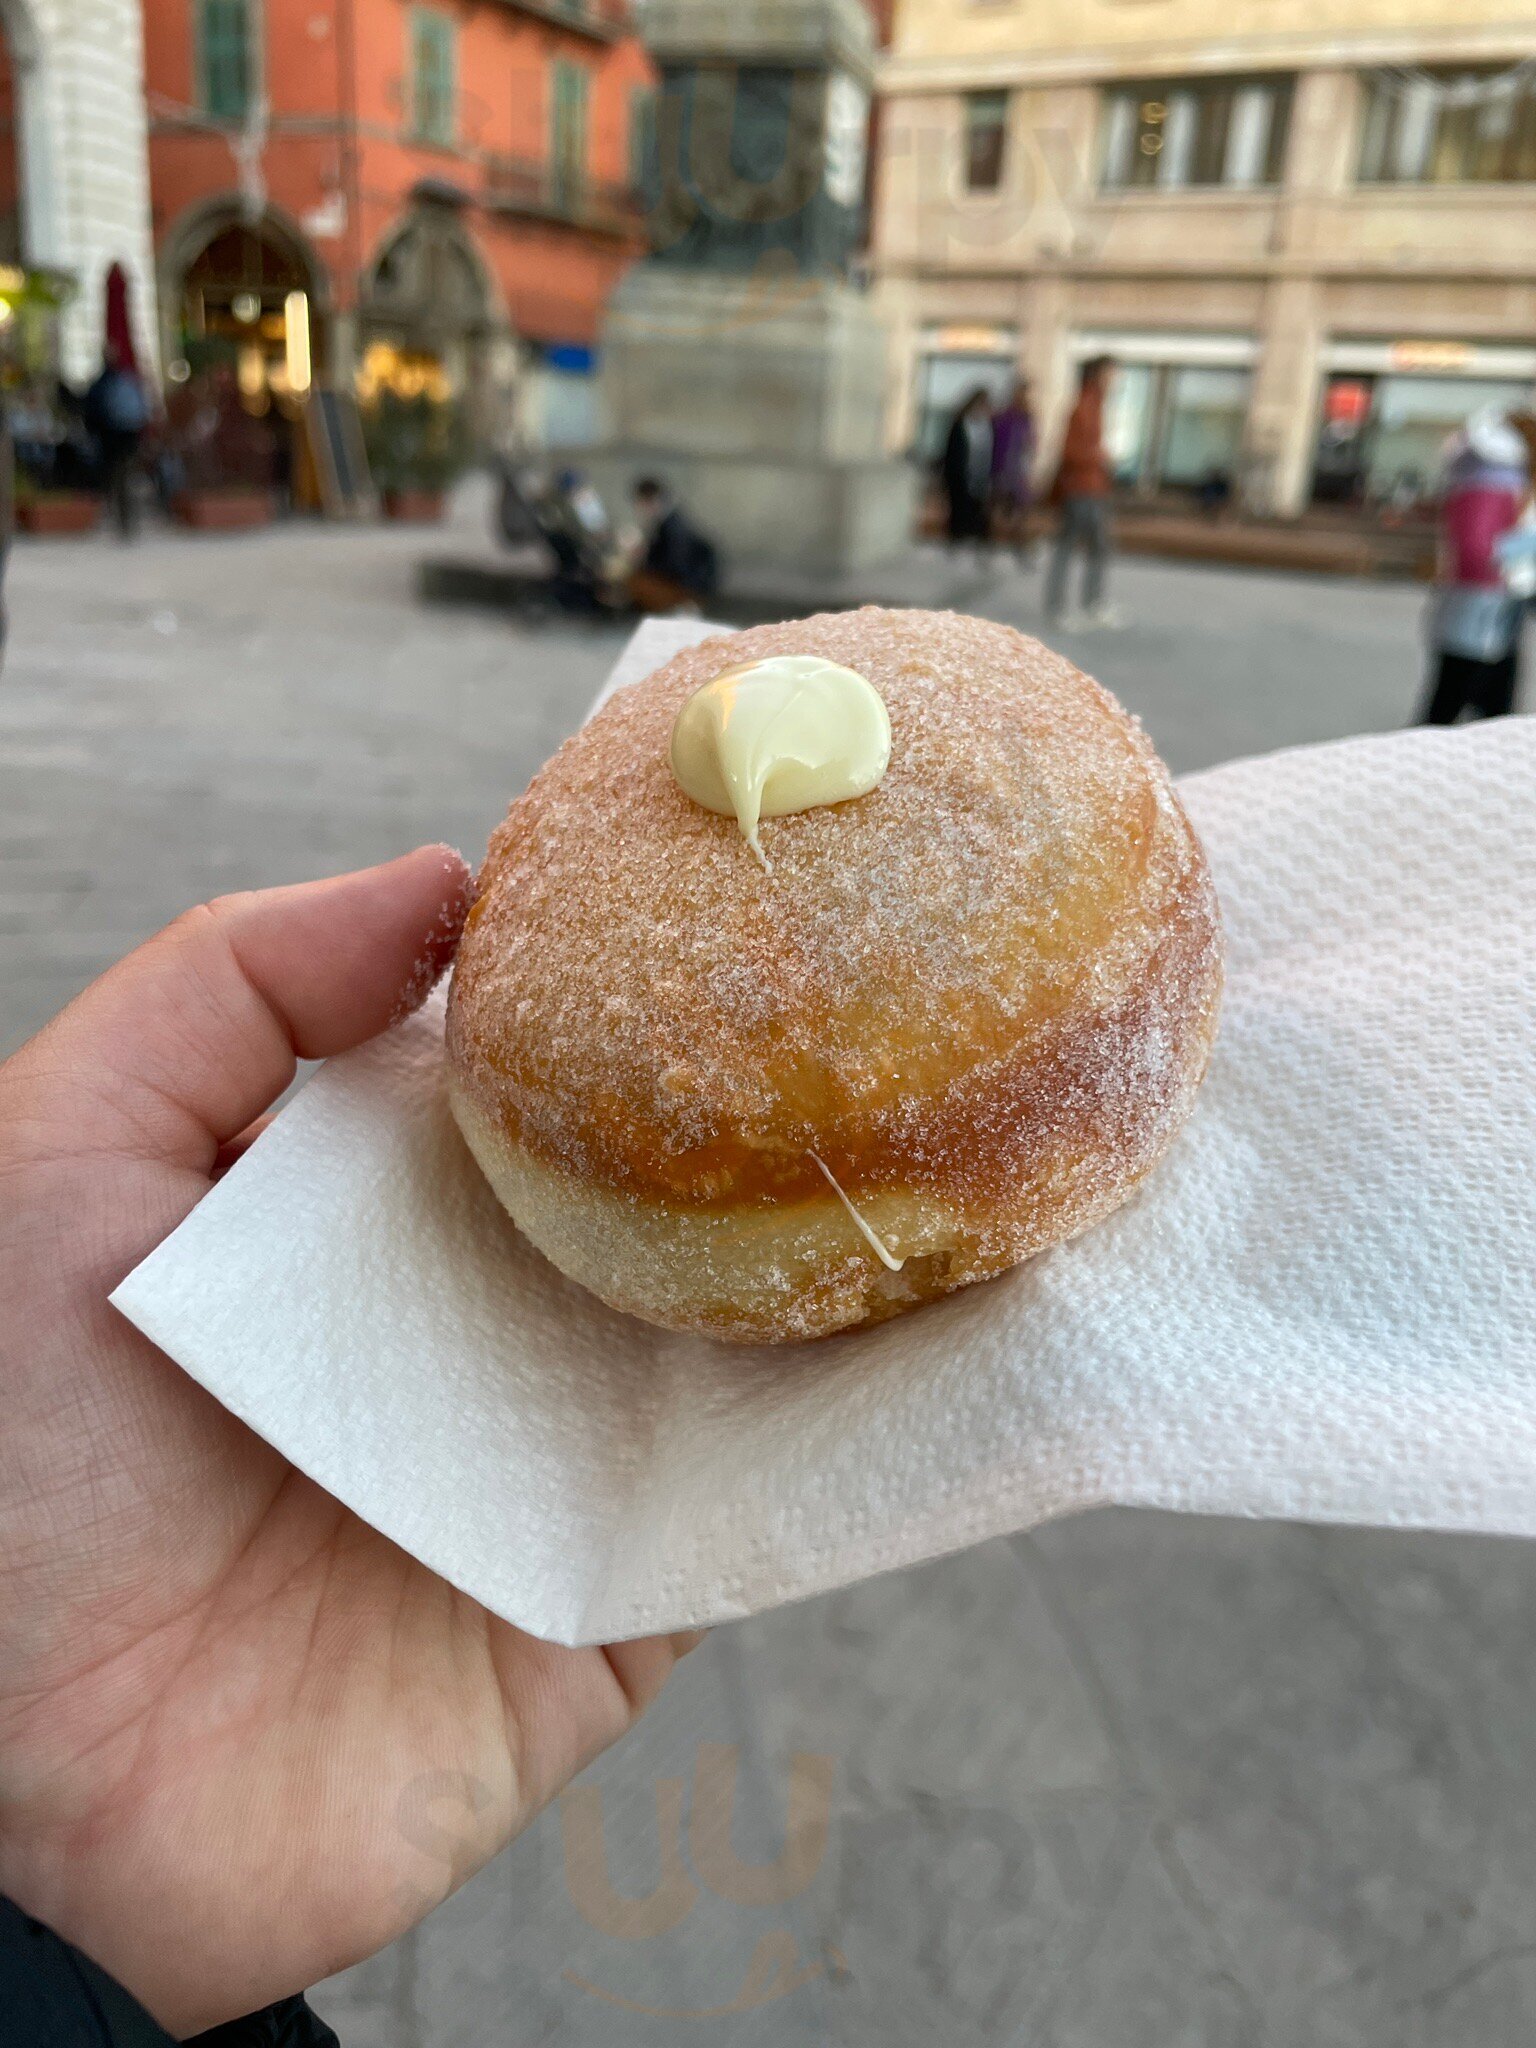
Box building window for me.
[1099,75,1293,190]
[1104,360,1253,492]
[963,90,1009,192]
[1314,368,1536,506]
[628,84,657,200]
[1358,65,1536,184]
[551,60,590,212]
[199,0,252,124]
[915,346,1016,460]
[410,10,456,148]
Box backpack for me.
[100,370,149,436]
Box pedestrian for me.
[629,476,721,613]
[1417,408,1529,725]
[0,848,702,2042]
[941,387,993,557]
[84,342,150,540]
[990,378,1038,562]
[1045,356,1120,630]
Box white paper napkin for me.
[112,622,1536,1646]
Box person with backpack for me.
[85,343,151,540]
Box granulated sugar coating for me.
[446,609,1223,1340]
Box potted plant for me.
[164,370,276,530]
[14,474,103,535]
[363,389,471,521]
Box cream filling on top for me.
[669,655,892,869]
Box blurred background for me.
[4,0,1536,2041]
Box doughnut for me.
[445,607,1223,1344]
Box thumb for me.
[2,845,471,1173]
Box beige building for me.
[871,1,1536,515]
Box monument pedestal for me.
[580,446,915,579]
[572,0,914,579]
[582,268,916,575]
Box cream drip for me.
[809,1152,906,1273]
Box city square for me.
[0,488,1431,1047]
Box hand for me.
[0,849,699,2035]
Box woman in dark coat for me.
[941,387,993,549]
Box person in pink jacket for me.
[1418,408,1529,724]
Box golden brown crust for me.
[446,607,1223,1341]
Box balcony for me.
[493,0,628,42]
[484,154,645,237]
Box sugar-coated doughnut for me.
[446,608,1223,1344]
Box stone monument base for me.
[573,446,917,579]
[574,267,918,578]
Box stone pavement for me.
[5,495,1536,2046]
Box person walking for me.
[84,343,150,541]
[941,388,993,557]
[1417,408,1529,725]
[990,378,1038,563]
[1045,357,1119,630]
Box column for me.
[1018,270,1072,487]
[1245,68,1356,516]
[30,0,158,382]
[1248,276,1322,516]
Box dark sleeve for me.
[645,511,688,582]
[1,1896,339,2048]
[186,1996,340,2048]
[940,421,963,486]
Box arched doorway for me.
[160,203,330,420]
[359,201,510,440]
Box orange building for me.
[144,0,653,438]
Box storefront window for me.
[357,340,452,404]
[915,351,1014,461]
[1358,65,1536,184]
[1100,75,1293,191]
[964,91,1009,192]
[1098,358,1252,493]
[1312,372,1535,505]
[1160,367,1251,485]
[1104,364,1157,483]
[1377,376,1530,500]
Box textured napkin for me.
[113,622,1536,1646]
